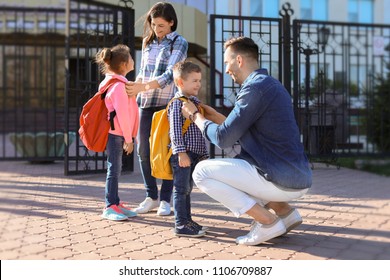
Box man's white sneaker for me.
[280,208,302,233]
[157,200,171,216]
[133,197,159,214]
[236,218,286,246]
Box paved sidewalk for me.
[0,159,389,260]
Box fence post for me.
[279,2,294,95]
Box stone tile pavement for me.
[0,160,389,260]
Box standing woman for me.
[126,2,188,216]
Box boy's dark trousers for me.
[170,151,203,227]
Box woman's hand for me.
[126,80,160,97]
[125,82,143,97]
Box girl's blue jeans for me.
[105,133,124,207]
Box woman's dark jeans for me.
[137,107,173,202]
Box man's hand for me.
[199,104,226,124]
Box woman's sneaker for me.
[174,223,206,237]
[118,203,137,218]
[101,205,128,221]
[133,197,159,214]
[157,201,171,216]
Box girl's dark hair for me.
[95,44,130,74]
[143,2,178,47]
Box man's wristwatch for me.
[144,83,150,91]
[189,110,200,122]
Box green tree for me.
[370,44,390,152]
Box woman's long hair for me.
[142,2,178,48]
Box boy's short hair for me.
[173,61,201,85]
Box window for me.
[348,0,373,23]
[385,0,390,23]
[300,0,328,20]
[239,0,279,17]
[249,0,279,17]
[214,0,235,15]
[350,64,368,96]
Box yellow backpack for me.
[150,97,191,180]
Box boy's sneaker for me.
[236,218,286,245]
[174,223,206,238]
[157,201,171,216]
[118,203,137,218]
[133,197,159,214]
[188,220,209,232]
[101,205,128,221]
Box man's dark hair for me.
[224,36,259,62]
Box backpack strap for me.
[165,97,202,158]
[99,78,122,131]
[177,97,192,135]
[167,97,200,135]
[170,35,179,53]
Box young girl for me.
[95,44,139,221]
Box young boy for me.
[168,61,209,237]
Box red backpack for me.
[78,79,122,152]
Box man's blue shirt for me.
[202,69,312,189]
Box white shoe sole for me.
[133,200,159,214]
[157,202,171,216]
[236,219,286,245]
[157,210,171,216]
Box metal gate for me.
[0,1,135,175]
[64,0,135,175]
[209,4,390,160]
[0,6,67,162]
[209,14,283,157]
[293,19,390,158]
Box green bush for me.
[370,65,390,152]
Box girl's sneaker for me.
[101,205,128,221]
[118,203,137,218]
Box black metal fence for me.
[64,0,135,175]
[0,6,67,162]
[293,19,390,159]
[0,1,135,175]
[209,4,390,160]
[2,2,389,172]
[209,14,283,158]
